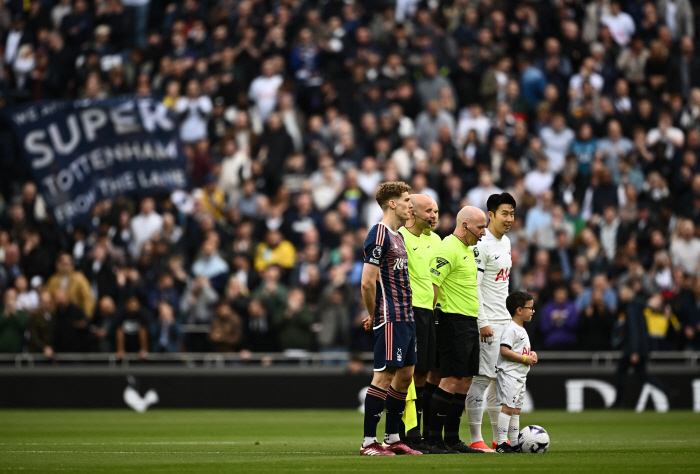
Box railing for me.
[1,351,699,369]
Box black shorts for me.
[413,306,436,373]
[435,308,480,379]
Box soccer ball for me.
[517,425,550,453]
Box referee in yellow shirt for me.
[399,195,440,452]
[425,206,487,454]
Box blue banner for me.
[6,97,188,228]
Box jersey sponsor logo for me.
[495,268,511,282]
[369,258,379,264]
[522,347,530,355]
[435,257,449,269]
[372,246,383,259]
[431,268,440,276]
[475,259,481,264]
[393,257,407,271]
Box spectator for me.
[14,274,39,313]
[176,79,213,145]
[0,289,29,353]
[209,300,243,352]
[115,295,149,360]
[192,240,229,291]
[248,58,283,123]
[540,284,579,350]
[91,296,117,353]
[644,292,680,350]
[253,229,296,275]
[578,285,615,350]
[180,276,218,326]
[45,253,95,319]
[600,0,636,47]
[670,218,700,276]
[273,287,314,351]
[28,291,55,358]
[52,288,90,353]
[539,112,575,173]
[130,197,164,259]
[151,302,181,353]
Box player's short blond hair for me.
[375,181,411,209]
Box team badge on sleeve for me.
[373,246,383,259]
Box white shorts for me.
[478,321,509,378]
[496,372,526,409]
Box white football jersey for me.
[496,320,531,381]
[473,229,512,328]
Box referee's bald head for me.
[409,194,432,210]
[456,206,486,227]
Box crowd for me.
[1,0,700,359]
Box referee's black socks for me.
[428,387,453,444]
[444,392,467,445]
[406,385,424,441]
[422,382,437,439]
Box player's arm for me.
[500,345,536,365]
[360,263,379,330]
[429,247,452,309]
[475,243,493,341]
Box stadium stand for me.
[0,0,700,363]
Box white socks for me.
[485,380,501,444]
[363,437,377,448]
[466,375,489,443]
[384,433,401,444]
[509,415,520,446]
[497,413,511,444]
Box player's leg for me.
[509,408,522,451]
[407,307,435,446]
[466,375,489,447]
[484,378,501,448]
[383,322,422,455]
[444,376,483,453]
[361,324,396,455]
[444,318,484,453]
[467,321,505,448]
[494,374,517,454]
[422,369,439,440]
[426,311,459,453]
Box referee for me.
[399,194,440,452]
[426,206,487,454]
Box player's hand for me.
[362,316,374,331]
[531,351,538,364]
[480,325,494,343]
[525,355,536,365]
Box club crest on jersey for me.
[396,348,402,362]
[473,248,479,257]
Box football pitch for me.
[1,409,699,473]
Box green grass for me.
[1,409,699,473]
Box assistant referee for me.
[425,206,487,454]
[399,194,440,452]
